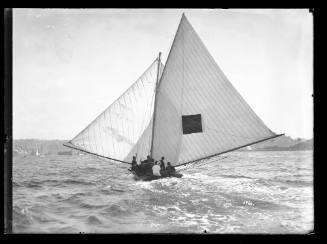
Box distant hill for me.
[249,136,312,151]
[251,135,301,149]
[12,139,80,156]
[286,139,313,151]
[238,135,312,151]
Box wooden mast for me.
[150,52,162,158]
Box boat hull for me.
[128,169,182,181]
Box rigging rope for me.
[177,155,229,172]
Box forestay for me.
[151,14,279,166]
[67,58,164,163]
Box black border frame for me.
[3,8,319,240]
[4,8,13,234]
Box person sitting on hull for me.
[166,162,176,177]
[152,161,161,177]
[159,156,167,177]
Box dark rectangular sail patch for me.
[182,114,203,134]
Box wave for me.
[49,226,80,233]
[62,192,90,202]
[24,181,44,188]
[254,178,274,187]
[51,193,65,200]
[13,181,22,187]
[218,192,288,211]
[80,166,101,171]
[61,179,95,186]
[31,213,57,224]
[281,179,312,187]
[253,177,312,188]
[111,187,126,193]
[218,174,254,180]
[79,202,108,210]
[12,205,49,233]
[21,179,95,188]
[86,215,103,225]
[99,189,113,195]
[270,176,312,187]
[97,183,127,195]
[99,188,125,194]
[13,206,32,227]
[100,204,132,217]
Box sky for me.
[13,9,313,140]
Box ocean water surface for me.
[13,151,313,233]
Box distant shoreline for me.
[12,136,313,156]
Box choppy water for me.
[13,151,313,233]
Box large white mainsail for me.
[151,14,282,166]
[65,58,164,163]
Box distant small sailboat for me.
[64,14,283,180]
[36,147,40,157]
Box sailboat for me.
[64,14,283,181]
[36,146,40,157]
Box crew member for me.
[143,155,154,175]
[152,161,161,177]
[131,155,139,173]
[159,156,166,176]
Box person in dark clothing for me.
[131,155,139,173]
[166,162,176,176]
[135,154,144,175]
[159,157,165,168]
[131,156,137,167]
[140,155,154,176]
[159,157,166,176]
